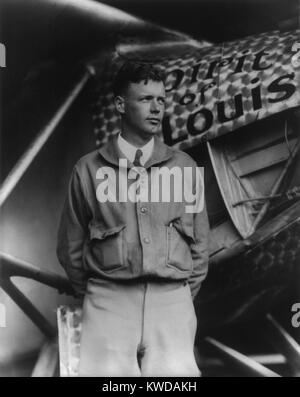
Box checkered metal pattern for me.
[57,306,82,376]
[91,30,300,150]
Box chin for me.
[145,127,161,135]
[148,130,160,135]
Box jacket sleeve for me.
[56,165,92,297]
[188,168,210,300]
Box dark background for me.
[99,0,299,41]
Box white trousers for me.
[78,278,200,377]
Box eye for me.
[158,98,166,105]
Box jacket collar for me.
[98,133,174,169]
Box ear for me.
[114,95,125,114]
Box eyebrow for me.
[138,94,166,99]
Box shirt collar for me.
[117,133,154,166]
[98,133,174,169]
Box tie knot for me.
[133,149,143,167]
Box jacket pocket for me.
[88,224,126,273]
[166,219,195,273]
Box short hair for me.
[113,61,165,96]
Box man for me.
[57,62,209,377]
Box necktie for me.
[133,149,143,167]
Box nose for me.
[150,99,160,113]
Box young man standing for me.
[57,62,209,376]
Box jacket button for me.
[143,237,150,244]
[141,207,147,213]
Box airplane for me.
[0,0,299,377]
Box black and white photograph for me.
[0,0,299,380]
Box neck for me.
[120,125,153,148]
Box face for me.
[115,79,166,138]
